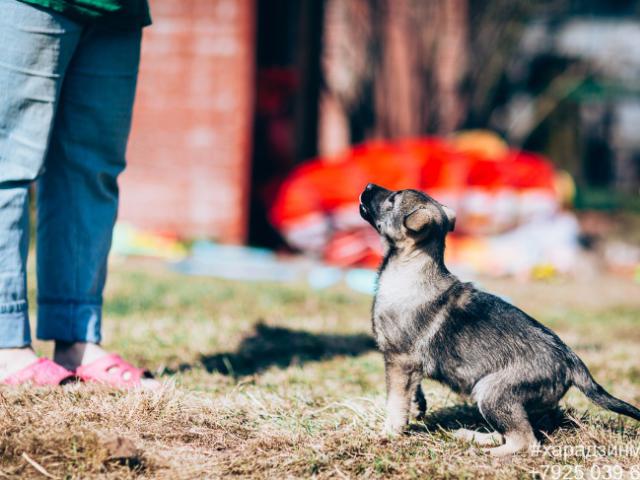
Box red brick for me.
[121,0,255,243]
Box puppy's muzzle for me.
[359,183,389,224]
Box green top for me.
[17,0,151,28]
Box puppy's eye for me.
[387,193,398,205]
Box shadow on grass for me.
[199,323,377,377]
[410,403,577,442]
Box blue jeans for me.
[0,0,141,347]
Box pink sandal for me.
[2,358,74,386]
[74,354,153,388]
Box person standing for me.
[0,0,155,387]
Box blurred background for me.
[113,0,640,290]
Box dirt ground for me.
[1,261,639,479]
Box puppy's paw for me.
[410,401,426,421]
[452,428,503,446]
[381,419,405,437]
[482,438,538,457]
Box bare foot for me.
[54,342,109,371]
[0,346,40,381]
[54,342,159,389]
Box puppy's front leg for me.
[383,356,421,435]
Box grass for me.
[1,260,640,479]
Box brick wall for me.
[120,0,255,242]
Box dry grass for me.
[1,261,639,479]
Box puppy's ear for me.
[442,205,456,232]
[403,207,431,233]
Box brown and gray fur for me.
[359,183,640,456]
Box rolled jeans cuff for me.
[37,300,102,343]
[0,300,31,347]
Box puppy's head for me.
[359,184,456,250]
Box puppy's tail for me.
[571,356,640,421]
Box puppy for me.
[359,183,640,456]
